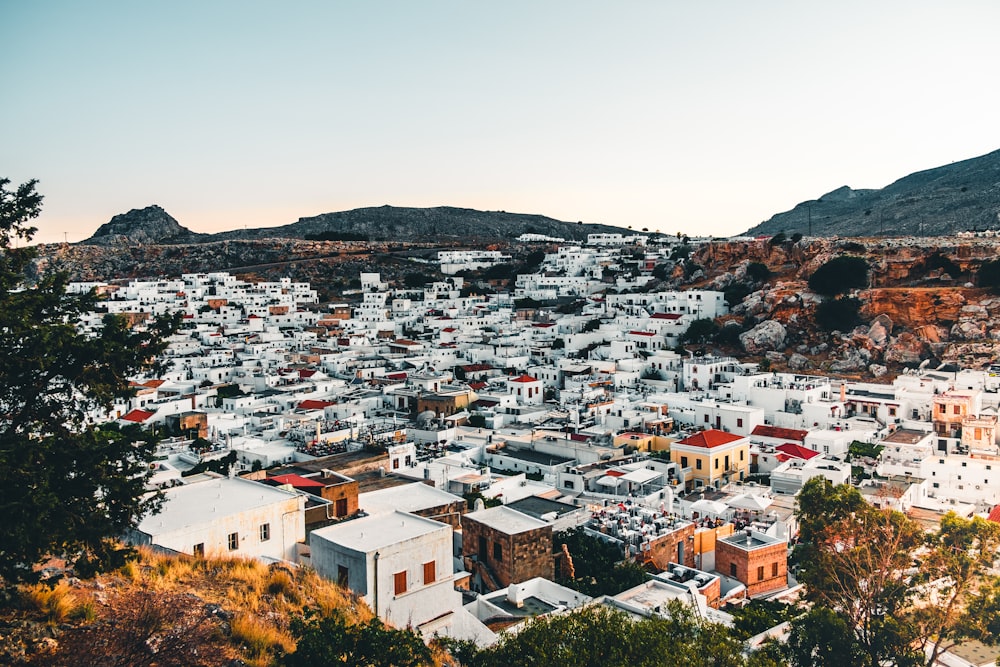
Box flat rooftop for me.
[882,428,930,445]
[464,506,549,534]
[507,496,578,521]
[360,482,464,514]
[137,476,299,535]
[311,510,448,552]
[719,530,784,550]
[497,448,574,466]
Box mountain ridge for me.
[81,205,633,245]
[742,148,1000,238]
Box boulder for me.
[740,320,787,354]
[788,353,810,370]
[951,321,986,341]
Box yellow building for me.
[670,429,750,491]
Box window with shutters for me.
[394,571,407,595]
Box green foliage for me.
[524,249,546,268]
[483,263,517,280]
[581,318,602,333]
[786,606,861,667]
[402,272,433,288]
[723,283,753,307]
[514,297,542,310]
[467,414,487,428]
[464,491,502,509]
[550,337,565,350]
[808,255,869,295]
[729,599,797,640]
[847,440,884,460]
[181,450,237,477]
[470,602,754,667]
[284,609,431,667]
[769,232,787,245]
[746,262,771,283]
[651,262,672,281]
[669,244,692,261]
[554,528,647,596]
[0,178,179,583]
[714,322,745,347]
[680,318,719,345]
[814,296,862,331]
[978,258,1000,293]
[790,232,803,243]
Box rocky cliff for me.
[85,205,198,245]
[741,148,1000,238]
[695,237,1000,375]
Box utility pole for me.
[807,205,812,237]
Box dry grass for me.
[21,582,77,625]
[9,547,415,666]
[230,612,295,666]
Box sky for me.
[3,1,1000,245]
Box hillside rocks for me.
[85,205,194,245]
[740,320,787,354]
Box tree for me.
[554,528,647,596]
[746,262,771,283]
[814,296,862,331]
[978,258,1000,294]
[680,318,719,345]
[786,606,862,667]
[285,609,431,667]
[912,513,1000,665]
[793,479,927,667]
[472,602,758,667]
[808,256,869,296]
[0,178,179,583]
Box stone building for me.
[462,506,553,592]
[715,528,787,597]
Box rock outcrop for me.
[85,205,195,245]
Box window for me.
[392,458,400,470]
[772,562,778,577]
[938,405,946,414]
[563,480,575,490]
[681,456,688,468]
[988,466,993,471]
[715,458,719,470]
[696,459,702,470]
[730,563,737,576]
[423,561,436,585]
[228,532,239,551]
[193,543,205,558]
[962,462,967,467]
[259,523,270,542]
[757,566,765,581]
[739,450,744,461]
[405,455,412,466]
[493,542,503,562]
[337,565,349,587]
[335,498,348,517]
[737,418,743,427]
[394,571,407,595]
[933,482,940,488]
[704,415,709,423]
[954,405,961,414]
[889,407,897,417]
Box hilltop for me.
[80,205,632,245]
[742,148,1000,238]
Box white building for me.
[130,475,305,562]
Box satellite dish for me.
[417,410,436,424]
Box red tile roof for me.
[677,429,744,448]
[775,443,820,460]
[121,409,155,423]
[510,374,539,383]
[651,313,682,320]
[268,473,325,489]
[298,399,335,411]
[628,330,656,336]
[751,425,809,441]
[989,505,1000,523]
[469,382,488,390]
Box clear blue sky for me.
[3,1,999,244]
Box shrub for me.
[746,261,771,283]
[815,296,862,331]
[808,256,869,296]
[978,258,1000,293]
[680,318,719,345]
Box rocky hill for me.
[85,205,200,245]
[742,148,1000,238]
[82,205,631,245]
[690,236,1000,375]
